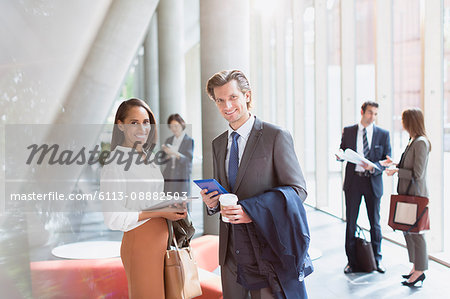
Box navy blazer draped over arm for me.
[239,186,313,298]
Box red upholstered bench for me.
[191,235,222,299]
[30,235,222,299]
[30,258,128,298]
[191,235,220,272]
[197,268,223,299]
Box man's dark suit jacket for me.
[340,124,391,198]
[210,116,307,266]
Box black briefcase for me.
[355,226,377,272]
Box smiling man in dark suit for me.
[339,101,391,274]
[201,70,308,298]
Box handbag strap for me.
[398,138,416,168]
[166,220,191,251]
[166,220,174,250]
[166,220,195,262]
[399,138,418,195]
[406,207,428,233]
[166,220,180,251]
[405,177,415,195]
[356,225,367,240]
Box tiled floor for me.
[23,201,450,298]
[305,207,450,298]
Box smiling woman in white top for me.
[101,98,187,298]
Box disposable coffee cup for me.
[219,194,238,223]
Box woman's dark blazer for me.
[162,134,194,195]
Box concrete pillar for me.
[341,0,356,219]
[157,0,185,124]
[260,16,272,122]
[375,0,394,228]
[292,0,305,168]
[200,0,250,234]
[134,47,146,100]
[314,0,328,208]
[144,13,160,123]
[275,0,287,129]
[55,0,159,125]
[423,0,444,252]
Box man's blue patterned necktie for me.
[363,127,370,158]
[228,132,240,190]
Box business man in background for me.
[201,70,309,298]
[339,101,391,274]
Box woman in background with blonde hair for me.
[382,107,431,287]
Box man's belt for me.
[354,171,370,177]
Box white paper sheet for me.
[335,148,380,170]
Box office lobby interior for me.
[1,0,450,298]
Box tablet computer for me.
[193,179,228,195]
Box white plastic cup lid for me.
[219,193,238,206]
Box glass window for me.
[355,0,376,116]
[385,0,423,245]
[304,3,316,207]
[392,0,422,156]
[442,0,450,261]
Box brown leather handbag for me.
[164,222,202,299]
[388,194,430,233]
[389,141,430,233]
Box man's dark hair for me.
[361,101,379,113]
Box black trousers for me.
[344,175,382,268]
[222,257,276,299]
[221,230,276,299]
[221,248,249,299]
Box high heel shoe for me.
[402,273,425,287]
[402,273,412,279]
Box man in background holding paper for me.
[337,101,391,274]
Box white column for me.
[276,0,287,128]
[375,0,394,225]
[134,47,145,100]
[21,0,160,217]
[200,0,250,235]
[261,16,272,122]
[340,0,356,127]
[423,0,444,252]
[249,7,261,116]
[56,0,159,125]
[144,13,160,122]
[340,0,356,218]
[375,0,394,136]
[292,0,305,167]
[315,0,328,208]
[158,0,185,123]
[0,126,4,213]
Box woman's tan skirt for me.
[121,218,169,298]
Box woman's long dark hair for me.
[110,98,157,152]
[402,107,432,151]
[167,113,186,130]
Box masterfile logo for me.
[3,124,193,213]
